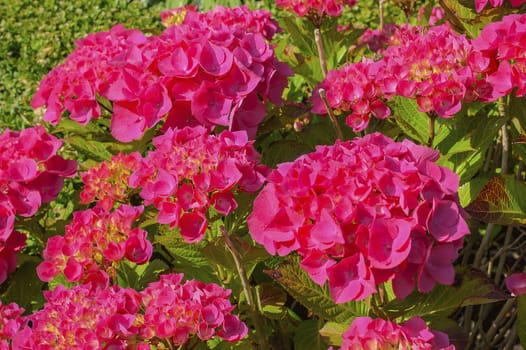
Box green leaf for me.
[155,231,209,267]
[261,139,313,168]
[434,110,505,183]
[116,260,140,288]
[458,176,490,207]
[279,15,316,57]
[509,95,526,161]
[116,259,169,290]
[465,175,526,225]
[154,231,219,283]
[270,257,369,323]
[66,135,113,162]
[202,238,237,271]
[390,96,430,145]
[384,267,509,321]
[257,282,287,319]
[294,319,327,350]
[319,321,349,347]
[1,258,45,313]
[321,23,364,70]
[518,295,526,348]
[439,0,514,38]
[52,117,105,136]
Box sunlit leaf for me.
[319,321,349,347]
[466,175,526,225]
[390,96,429,145]
[269,257,369,323]
[384,267,509,320]
[439,0,514,38]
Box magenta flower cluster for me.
[469,13,526,100]
[140,273,248,344]
[37,205,152,284]
[248,133,470,303]
[0,126,77,284]
[31,5,291,142]
[80,152,142,211]
[311,59,391,132]
[129,126,267,243]
[161,5,281,42]
[339,316,454,349]
[9,274,246,349]
[313,23,481,132]
[0,302,24,350]
[315,14,526,132]
[475,0,526,12]
[275,0,357,18]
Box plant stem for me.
[314,28,328,77]
[498,97,509,174]
[494,225,513,285]
[319,88,344,140]
[474,223,494,268]
[427,112,436,147]
[379,0,385,31]
[484,298,515,343]
[220,226,268,349]
[501,123,509,175]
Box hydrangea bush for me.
[2,0,526,349]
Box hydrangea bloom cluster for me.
[380,24,480,116]
[313,24,484,131]
[165,4,281,41]
[475,0,526,12]
[275,0,357,18]
[311,59,391,132]
[12,283,144,349]
[80,152,142,211]
[248,133,470,303]
[37,205,152,284]
[469,13,526,100]
[129,126,267,243]
[12,274,247,349]
[31,6,291,142]
[0,301,24,349]
[340,316,454,349]
[140,273,248,345]
[0,126,77,283]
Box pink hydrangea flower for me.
[37,205,152,284]
[0,126,76,284]
[31,6,291,142]
[248,133,470,303]
[313,23,481,131]
[341,316,454,349]
[129,126,267,243]
[12,282,142,349]
[80,152,142,211]
[311,59,390,132]
[0,301,24,349]
[275,0,357,19]
[140,273,248,345]
[469,13,526,100]
[11,274,247,348]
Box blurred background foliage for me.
[0,0,166,130]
